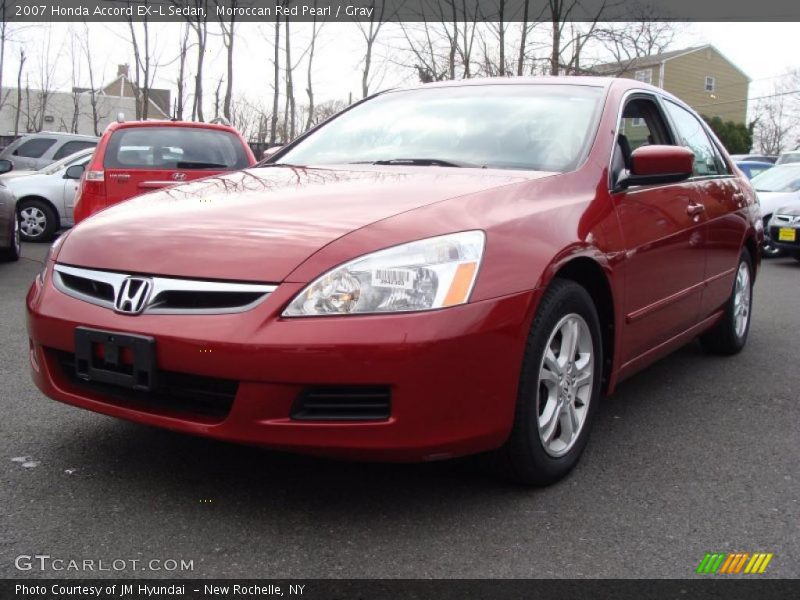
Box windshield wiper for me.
[351,158,472,168]
[176,161,228,169]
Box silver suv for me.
[0,132,98,171]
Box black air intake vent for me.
[291,386,391,421]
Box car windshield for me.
[279,84,604,172]
[752,165,800,192]
[103,127,250,170]
[777,152,800,165]
[39,149,93,175]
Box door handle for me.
[687,203,705,217]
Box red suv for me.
[73,121,255,222]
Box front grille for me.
[291,386,392,421]
[58,272,115,304]
[52,349,237,419]
[53,264,277,315]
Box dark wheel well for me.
[553,258,615,394]
[17,196,61,229]
[744,235,758,278]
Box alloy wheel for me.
[19,206,47,239]
[733,261,751,338]
[536,313,594,457]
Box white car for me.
[752,163,800,257]
[5,148,94,242]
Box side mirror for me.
[0,159,13,174]
[615,145,694,191]
[262,145,283,160]
[64,164,85,180]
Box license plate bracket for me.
[74,327,156,392]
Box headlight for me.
[283,231,485,316]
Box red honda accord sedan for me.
[27,77,762,485]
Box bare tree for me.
[33,27,58,132]
[216,0,237,120]
[283,14,297,140]
[304,0,322,131]
[356,0,395,98]
[0,1,11,112]
[172,0,209,121]
[68,30,82,132]
[13,47,25,136]
[127,11,160,120]
[77,23,105,136]
[752,71,800,155]
[269,5,282,143]
[593,20,676,75]
[174,22,191,120]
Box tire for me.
[0,214,21,262]
[18,198,57,243]
[699,249,753,355]
[494,279,603,486]
[794,254,800,263]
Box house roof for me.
[592,45,709,74]
[591,44,750,81]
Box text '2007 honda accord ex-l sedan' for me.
[27,77,762,485]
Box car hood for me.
[0,170,36,181]
[59,165,549,282]
[772,204,800,217]
[757,190,800,215]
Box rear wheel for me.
[18,198,57,243]
[494,279,602,486]
[0,215,21,262]
[700,249,753,355]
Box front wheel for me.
[700,249,753,355]
[494,279,602,486]
[18,198,57,243]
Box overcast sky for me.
[2,21,798,117]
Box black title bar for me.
[3,0,800,23]
[3,579,800,600]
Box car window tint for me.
[52,140,97,161]
[104,127,250,170]
[12,138,57,159]
[663,101,724,176]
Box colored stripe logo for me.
[696,552,773,574]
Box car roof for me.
[104,120,240,134]
[388,75,689,109]
[19,131,98,140]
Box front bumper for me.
[769,225,800,254]
[27,265,538,461]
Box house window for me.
[705,76,716,92]
[634,69,652,85]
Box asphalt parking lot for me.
[1,242,798,579]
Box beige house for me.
[593,45,750,124]
[0,65,171,138]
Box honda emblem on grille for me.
[115,277,153,314]
[172,172,187,181]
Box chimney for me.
[117,64,129,78]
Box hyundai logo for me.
[115,277,153,314]
[172,172,187,181]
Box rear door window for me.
[104,127,249,170]
[53,140,97,160]
[13,138,57,158]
